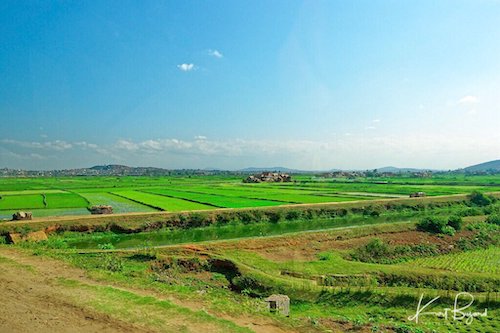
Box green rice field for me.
[0,174,499,218]
[407,247,500,274]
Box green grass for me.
[407,247,500,274]
[0,174,498,217]
[78,192,158,213]
[44,192,89,208]
[143,188,285,208]
[57,279,252,333]
[0,194,44,210]
[112,190,215,211]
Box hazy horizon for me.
[2,1,499,170]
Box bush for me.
[468,191,492,207]
[447,215,463,231]
[486,214,500,225]
[441,225,456,236]
[417,216,448,234]
[417,215,463,234]
[284,210,301,221]
[98,243,115,250]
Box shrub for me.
[101,254,123,272]
[447,215,463,231]
[266,211,282,224]
[441,225,456,236]
[468,191,492,207]
[486,214,500,225]
[284,210,301,221]
[98,243,115,250]
[416,216,448,234]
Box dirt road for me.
[0,247,294,333]
[0,249,152,333]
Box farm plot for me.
[0,194,44,210]
[180,185,366,204]
[44,193,89,208]
[112,190,215,211]
[78,192,158,213]
[285,182,498,196]
[143,188,285,208]
[407,247,500,274]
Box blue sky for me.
[1,1,499,170]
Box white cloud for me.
[0,139,72,151]
[2,134,499,171]
[458,95,478,104]
[365,126,376,130]
[177,63,195,72]
[372,119,381,123]
[208,49,223,58]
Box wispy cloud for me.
[372,119,381,123]
[2,135,499,170]
[0,139,73,151]
[458,95,478,104]
[208,49,223,58]
[177,63,195,72]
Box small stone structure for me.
[7,230,48,244]
[12,211,32,221]
[89,205,113,214]
[409,192,426,198]
[264,294,290,316]
[244,172,292,183]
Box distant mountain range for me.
[238,167,306,173]
[463,160,500,172]
[375,166,436,173]
[1,159,499,177]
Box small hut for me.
[89,205,113,214]
[264,294,290,316]
[12,211,32,221]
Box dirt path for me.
[0,250,151,333]
[0,247,294,333]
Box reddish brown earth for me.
[206,227,474,262]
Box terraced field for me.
[408,246,500,274]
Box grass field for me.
[1,175,499,333]
[77,192,157,213]
[0,174,498,218]
[408,246,500,274]
[112,190,215,211]
[143,188,285,208]
[0,194,45,210]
